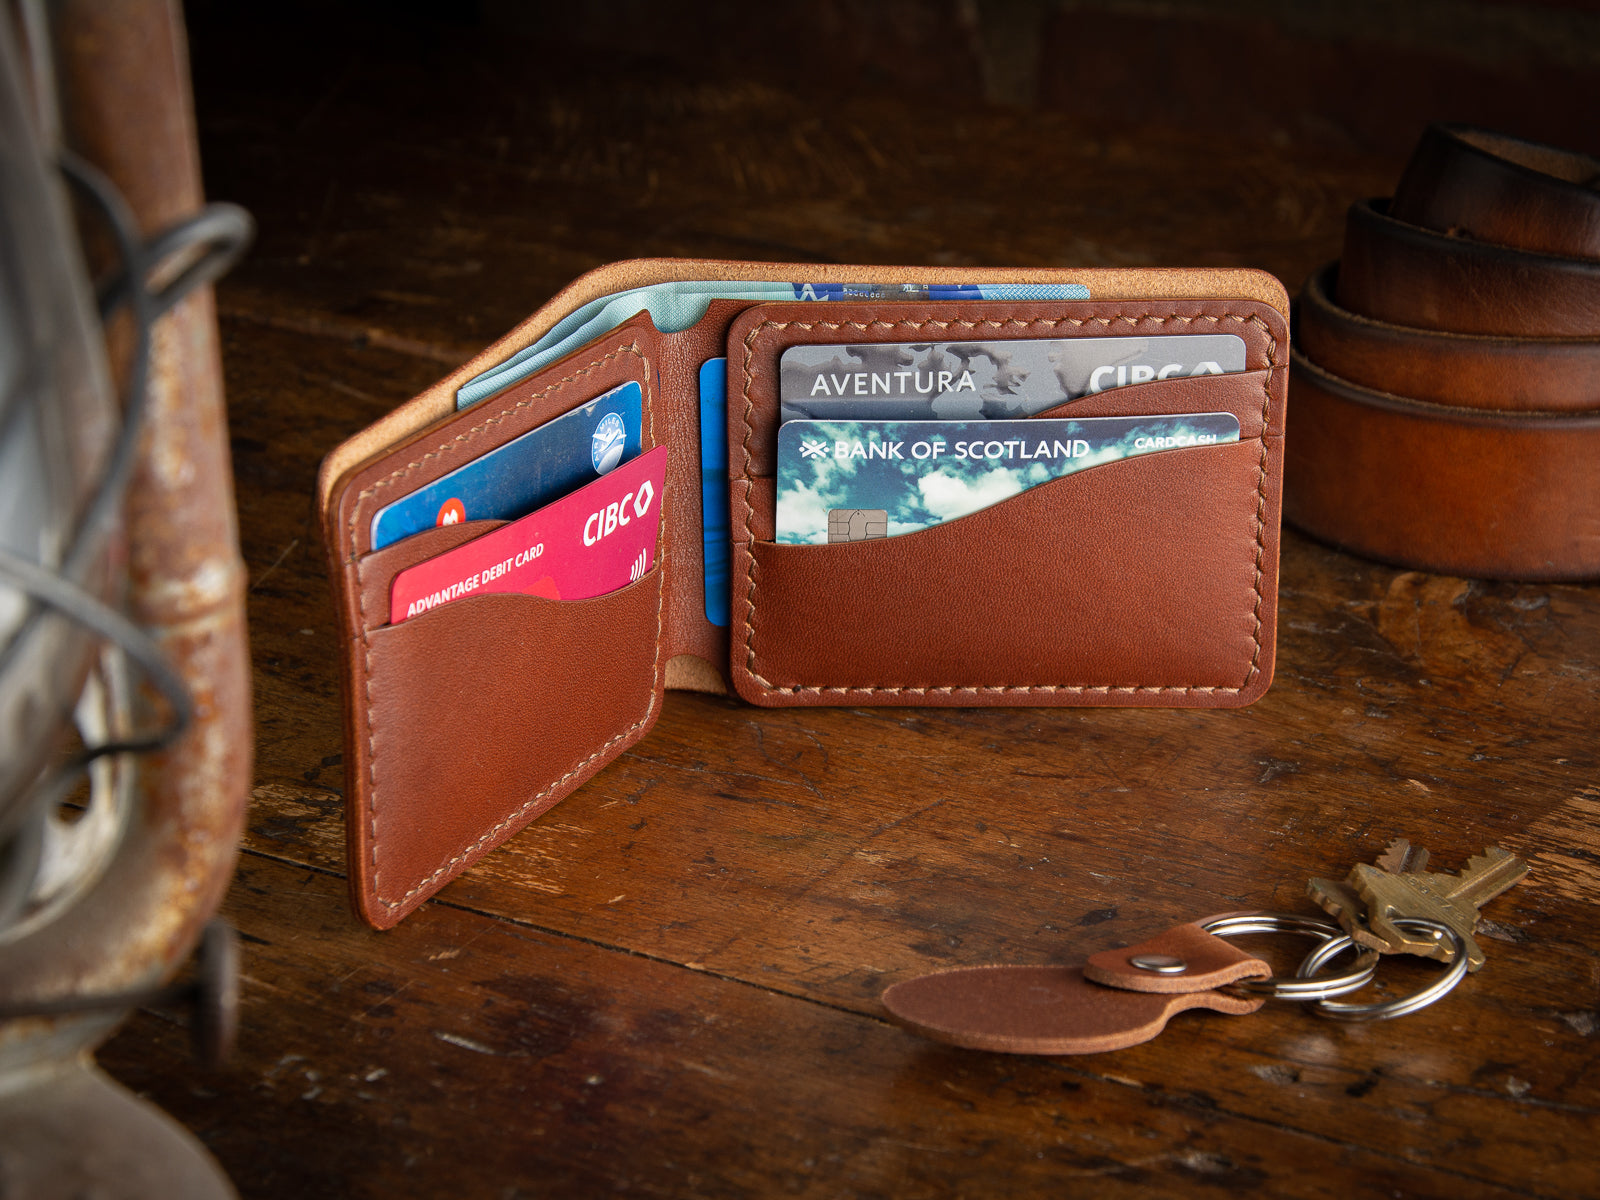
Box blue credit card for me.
[369,380,643,551]
[774,413,1241,544]
[699,358,730,627]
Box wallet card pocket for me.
[727,301,1287,709]
[349,531,666,927]
[326,324,666,927]
[736,436,1271,706]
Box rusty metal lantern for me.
[0,1,253,1195]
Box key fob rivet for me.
[1129,954,1187,974]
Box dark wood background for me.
[99,2,1600,1195]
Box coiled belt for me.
[1286,124,1600,580]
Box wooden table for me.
[99,6,1600,1196]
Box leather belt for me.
[1286,124,1600,580]
[1338,197,1600,337]
[1297,263,1600,412]
[1391,125,1600,261]
[1290,354,1600,580]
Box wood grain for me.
[101,857,1587,1200]
[91,4,1600,1196]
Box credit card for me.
[370,380,642,552]
[699,357,730,627]
[389,445,668,623]
[779,335,1246,423]
[456,280,1093,409]
[774,415,1240,544]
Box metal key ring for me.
[1305,918,1469,1022]
[1200,912,1381,1001]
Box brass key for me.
[1352,846,1528,971]
[1309,839,1527,972]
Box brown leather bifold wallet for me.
[317,260,1290,928]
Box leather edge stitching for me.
[735,312,1279,698]
[353,339,661,916]
[343,339,650,556]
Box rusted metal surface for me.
[0,0,248,1046]
[0,1059,235,1197]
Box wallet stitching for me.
[351,339,664,915]
[344,339,650,554]
[735,312,1278,697]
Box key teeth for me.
[1375,837,1430,875]
[1308,878,1348,924]
[1307,877,1390,953]
[1372,839,1407,875]
[1462,845,1530,880]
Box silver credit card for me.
[779,334,1246,423]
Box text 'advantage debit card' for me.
[774,414,1240,543]
[389,445,668,622]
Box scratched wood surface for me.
[99,5,1600,1197]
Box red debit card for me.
[389,445,667,624]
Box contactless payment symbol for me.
[436,498,466,527]
[592,413,627,474]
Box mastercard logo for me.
[436,498,466,527]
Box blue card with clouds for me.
[369,381,642,551]
[774,414,1240,544]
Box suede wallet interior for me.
[317,259,1291,928]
